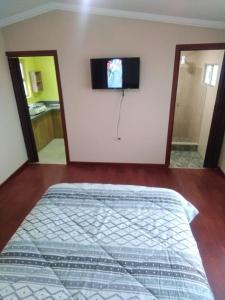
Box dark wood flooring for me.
[0,164,225,299]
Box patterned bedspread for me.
[0,183,214,300]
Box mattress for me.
[0,183,214,299]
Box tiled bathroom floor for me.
[170,150,204,168]
[38,139,66,164]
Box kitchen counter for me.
[30,103,60,121]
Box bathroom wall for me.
[19,56,59,103]
[173,52,207,143]
[172,63,192,141]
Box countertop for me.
[30,103,60,121]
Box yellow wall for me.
[19,56,59,103]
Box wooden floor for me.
[0,163,225,299]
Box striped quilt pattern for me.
[0,183,214,299]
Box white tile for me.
[38,139,66,164]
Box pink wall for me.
[0,31,27,184]
[2,11,225,164]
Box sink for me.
[47,103,60,109]
[29,103,47,116]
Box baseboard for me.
[0,161,29,188]
[218,167,225,178]
[69,161,166,167]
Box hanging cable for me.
[116,89,125,140]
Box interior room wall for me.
[19,56,59,104]
[0,30,27,184]
[2,11,225,164]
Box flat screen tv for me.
[90,57,140,89]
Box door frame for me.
[165,43,225,167]
[6,50,70,164]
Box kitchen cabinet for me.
[31,109,64,151]
[31,110,54,151]
[52,110,64,138]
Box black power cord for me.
[116,89,125,140]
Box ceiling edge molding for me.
[0,2,56,28]
[0,1,225,30]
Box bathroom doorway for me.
[6,51,69,164]
[166,44,225,168]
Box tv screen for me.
[90,57,140,89]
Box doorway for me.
[166,44,225,168]
[6,51,69,164]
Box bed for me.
[0,183,214,300]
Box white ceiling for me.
[0,0,225,28]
